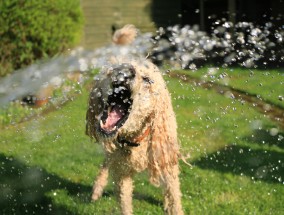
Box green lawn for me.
[179,67,284,109]
[0,71,283,214]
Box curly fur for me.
[86,59,183,215]
[112,24,137,45]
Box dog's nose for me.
[111,64,135,85]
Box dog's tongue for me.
[101,107,123,131]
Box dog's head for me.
[86,61,165,148]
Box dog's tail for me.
[112,24,137,45]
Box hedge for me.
[0,0,83,77]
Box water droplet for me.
[269,128,278,136]
[107,89,113,95]
[96,92,102,97]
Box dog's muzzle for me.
[98,64,135,136]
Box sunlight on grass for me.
[0,72,283,214]
[182,67,284,108]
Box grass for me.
[0,69,284,214]
[179,67,284,108]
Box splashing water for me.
[0,19,283,106]
[0,33,153,107]
[151,19,284,69]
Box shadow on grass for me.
[94,188,163,207]
[0,153,90,214]
[133,192,162,206]
[193,145,284,184]
[244,129,284,149]
[0,153,163,214]
[99,190,162,207]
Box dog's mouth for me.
[99,86,132,135]
[98,65,135,135]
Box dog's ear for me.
[147,88,179,186]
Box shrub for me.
[0,0,83,77]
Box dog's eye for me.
[142,76,154,84]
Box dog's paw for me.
[91,186,104,202]
[91,192,101,202]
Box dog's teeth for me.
[100,120,104,127]
[108,106,111,113]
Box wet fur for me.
[86,59,183,214]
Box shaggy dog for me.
[86,24,183,214]
[86,59,184,215]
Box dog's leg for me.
[162,165,184,215]
[91,160,109,201]
[114,174,134,215]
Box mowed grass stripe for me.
[175,67,284,109]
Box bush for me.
[0,0,83,77]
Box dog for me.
[85,24,184,215]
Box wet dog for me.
[86,59,184,214]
